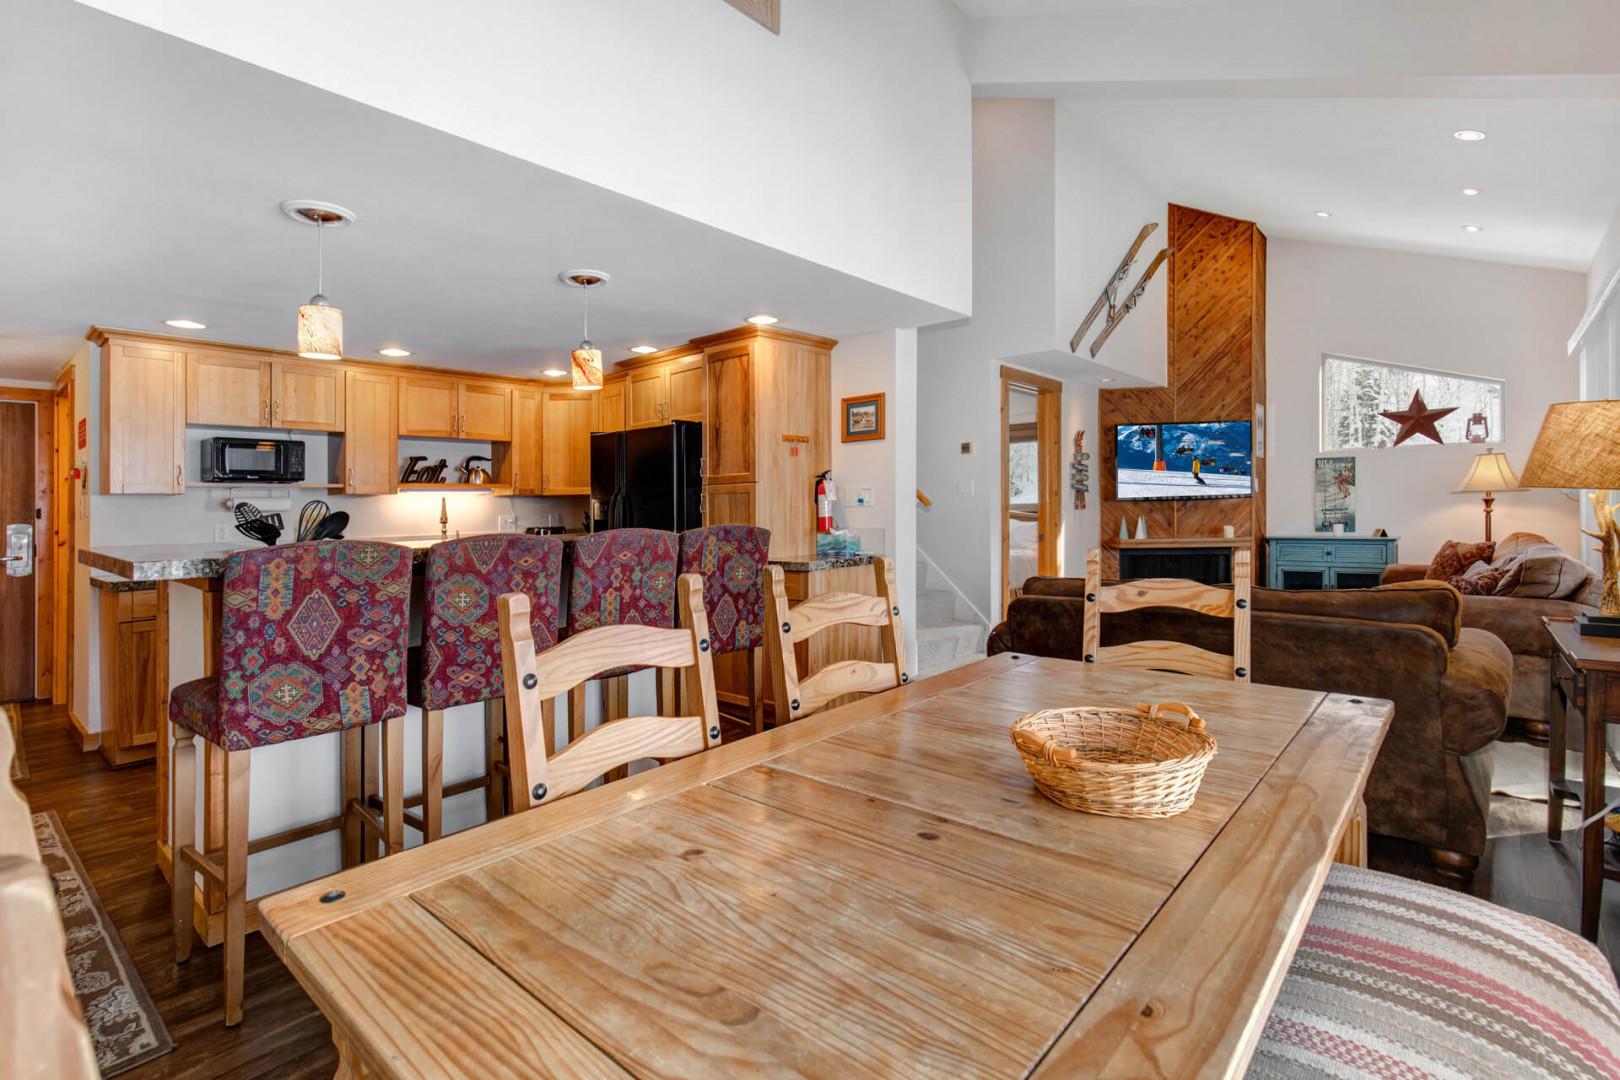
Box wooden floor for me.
[14,700,1620,1078]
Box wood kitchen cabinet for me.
[342,369,399,494]
[272,359,345,431]
[400,375,512,439]
[623,348,704,428]
[504,386,544,495]
[596,377,626,433]
[99,333,187,494]
[186,349,345,432]
[97,583,163,767]
[541,390,593,495]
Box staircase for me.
[914,553,989,678]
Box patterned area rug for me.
[5,702,25,780]
[33,810,174,1076]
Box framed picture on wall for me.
[1314,456,1356,532]
[841,393,885,443]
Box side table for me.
[1545,615,1620,940]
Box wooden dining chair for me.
[498,572,721,809]
[1081,547,1252,681]
[762,555,909,723]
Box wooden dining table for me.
[257,653,1390,1079]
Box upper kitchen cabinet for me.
[96,331,187,494]
[400,375,511,439]
[541,389,593,495]
[505,387,543,495]
[186,348,344,432]
[342,369,399,495]
[623,347,704,428]
[596,376,626,434]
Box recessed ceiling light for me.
[1462,224,1484,233]
[745,314,779,326]
[629,345,658,355]
[164,318,207,330]
[540,367,567,378]
[1097,377,1114,384]
[1452,129,1487,142]
[1460,187,1483,197]
[1314,211,1333,219]
[378,347,411,358]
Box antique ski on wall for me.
[1069,222,1157,354]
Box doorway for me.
[0,400,39,700]
[999,366,1062,616]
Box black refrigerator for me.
[589,421,704,532]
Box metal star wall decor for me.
[1379,390,1457,446]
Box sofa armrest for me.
[1001,595,1088,661]
[1443,628,1513,755]
[1381,563,1430,584]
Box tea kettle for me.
[459,456,494,485]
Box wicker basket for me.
[1009,702,1217,818]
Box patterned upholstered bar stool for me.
[679,525,771,731]
[564,529,680,742]
[167,540,411,1026]
[412,534,564,841]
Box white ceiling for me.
[964,0,1620,272]
[0,1,957,383]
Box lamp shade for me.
[1517,400,1620,489]
[297,299,344,361]
[1454,450,1519,493]
[570,343,603,391]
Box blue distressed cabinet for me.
[1266,535,1400,590]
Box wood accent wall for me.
[1099,205,1267,578]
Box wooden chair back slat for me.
[764,555,910,723]
[0,714,99,1080]
[1082,548,1252,682]
[499,573,720,810]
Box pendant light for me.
[281,200,355,361]
[559,269,609,391]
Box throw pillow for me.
[1494,545,1594,600]
[1450,567,1507,595]
[1427,540,1495,583]
[1491,531,1552,567]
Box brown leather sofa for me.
[1382,532,1597,741]
[988,577,1511,879]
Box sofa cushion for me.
[1442,627,1513,754]
[1427,539,1496,583]
[1256,581,1461,649]
[1491,530,1552,565]
[1460,593,1596,657]
[1250,863,1620,1080]
[1495,543,1594,600]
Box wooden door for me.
[343,370,398,495]
[399,376,458,437]
[102,339,186,493]
[186,350,268,428]
[596,378,626,433]
[459,381,512,441]
[541,391,593,495]
[509,387,543,495]
[626,367,667,429]
[0,402,35,699]
[667,357,705,422]
[272,360,345,431]
[704,344,754,483]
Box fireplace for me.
[1115,539,1251,585]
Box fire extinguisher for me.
[815,470,835,534]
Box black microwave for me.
[200,437,305,483]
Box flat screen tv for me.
[1115,421,1253,501]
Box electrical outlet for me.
[956,478,974,497]
[497,514,518,533]
[214,522,233,541]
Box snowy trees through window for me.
[1320,354,1503,450]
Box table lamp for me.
[1516,399,1620,635]
[1453,450,1519,542]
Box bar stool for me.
[412,534,564,841]
[678,525,771,731]
[564,529,680,743]
[168,539,411,1026]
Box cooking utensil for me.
[234,518,282,547]
[234,502,263,527]
[311,510,349,540]
[459,456,494,485]
[297,499,330,541]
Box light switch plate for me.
[855,486,875,507]
[956,478,974,497]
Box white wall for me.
[830,329,918,664]
[917,99,1166,619]
[1267,239,1586,561]
[78,0,973,317]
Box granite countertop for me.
[769,553,876,573]
[80,534,503,582]
[88,570,157,592]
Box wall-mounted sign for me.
[77,417,87,449]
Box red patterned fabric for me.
[168,541,412,751]
[679,526,770,656]
[1426,539,1495,582]
[412,535,565,711]
[567,529,679,632]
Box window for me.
[1320,354,1504,450]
